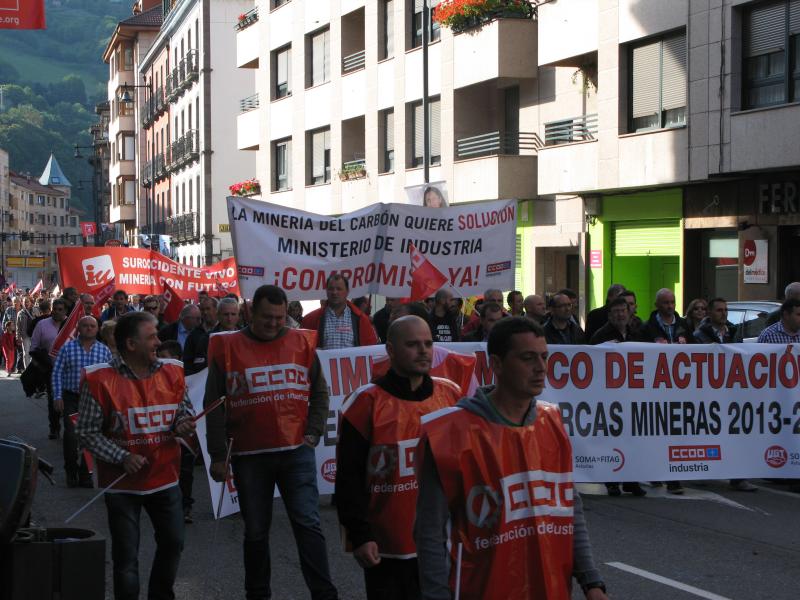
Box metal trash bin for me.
[2,527,106,600]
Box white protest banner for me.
[315,343,800,491]
[227,197,517,300]
[186,370,240,519]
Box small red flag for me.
[162,282,184,323]
[409,243,449,301]
[50,278,116,358]
[31,279,43,294]
[90,279,117,319]
[80,222,97,239]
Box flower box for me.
[229,178,261,197]
[434,0,535,33]
[338,163,367,181]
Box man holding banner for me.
[336,316,462,599]
[205,285,338,600]
[415,318,608,600]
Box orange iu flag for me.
[409,242,448,301]
[0,0,46,30]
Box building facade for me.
[135,0,255,267]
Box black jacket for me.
[183,323,224,375]
[584,305,610,341]
[544,319,586,345]
[692,318,742,344]
[642,311,692,344]
[589,321,648,344]
[158,321,180,343]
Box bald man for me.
[336,316,462,600]
[51,315,112,487]
[523,294,547,324]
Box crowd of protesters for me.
[2,275,800,600]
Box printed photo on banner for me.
[405,181,449,208]
[228,197,516,300]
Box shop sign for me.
[219,224,230,233]
[589,250,602,268]
[743,240,768,284]
[758,182,799,215]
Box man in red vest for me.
[336,316,461,599]
[76,311,195,600]
[301,274,378,349]
[205,285,338,600]
[415,317,609,600]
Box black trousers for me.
[178,445,195,510]
[62,391,89,477]
[46,379,60,434]
[363,557,420,600]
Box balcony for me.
[166,211,200,243]
[453,18,537,89]
[182,50,199,88]
[140,161,153,187]
[342,50,365,74]
[110,201,136,224]
[140,99,155,129]
[538,138,599,195]
[455,131,541,160]
[543,113,598,146]
[154,87,166,117]
[154,153,168,181]
[239,93,260,113]
[237,106,260,151]
[167,130,200,171]
[236,8,260,69]
[235,7,258,31]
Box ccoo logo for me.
[765,445,787,468]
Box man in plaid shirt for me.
[757,298,800,344]
[52,315,111,488]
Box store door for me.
[779,227,800,291]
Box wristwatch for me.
[582,581,607,596]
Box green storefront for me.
[588,188,683,318]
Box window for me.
[273,45,292,99]
[118,134,135,161]
[411,0,440,49]
[273,138,292,191]
[629,32,687,132]
[307,28,330,88]
[124,180,136,205]
[742,1,800,109]
[60,215,64,227]
[307,128,331,185]
[379,108,395,173]
[37,195,45,205]
[59,198,64,209]
[409,97,441,167]
[28,213,33,224]
[380,0,394,60]
[123,46,134,71]
[273,0,290,8]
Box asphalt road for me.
[1,375,797,599]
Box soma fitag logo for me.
[574,448,625,472]
[668,445,721,473]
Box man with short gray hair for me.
[766,282,800,326]
[158,303,201,350]
[461,288,508,336]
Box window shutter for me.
[613,220,681,256]
[286,140,292,187]
[747,2,786,56]
[312,32,324,85]
[661,34,687,110]
[430,98,441,158]
[414,0,424,12]
[125,180,136,205]
[385,110,395,153]
[125,136,135,160]
[791,0,800,34]
[631,41,661,119]
[414,103,424,161]
[277,48,288,87]
[312,131,324,178]
[323,29,330,83]
[287,47,292,92]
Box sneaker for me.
[666,482,684,495]
[183,508,193,524]
[606,483,622,497]
[622,483,647,497]
[729,480,758,492]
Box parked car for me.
[726,301,781,342]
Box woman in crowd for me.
[685,298,708,334]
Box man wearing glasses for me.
[543,293,586,345]
[142,295,164,329]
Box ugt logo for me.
[82,255,115,287]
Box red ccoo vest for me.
[421,401,574,600]
[341,377,462,558]
[83,359,185,494]
[207,328,317,455]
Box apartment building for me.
[538,0,800,312]
[135,0,255,267]
[103,0,162,246]
[4,154,81,286]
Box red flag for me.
[90,279,118,319]
[3,282,17,294]
[80,222,97,239]
[50,278,116,359]
[0,0,46,30]
[409,243,449,301]
[31,279,43,294]
[162,282,184,323]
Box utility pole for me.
[422,0,430,184]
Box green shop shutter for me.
[613,220,681,256]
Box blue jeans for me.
[232,445,338,600]
[104,485,185,600]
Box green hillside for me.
[0,0,134,213]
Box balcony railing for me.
[154,86,166,116]
[140,100,155,129]
[235,7,259,31]
[167,130,200,172]
[141,160,153,187]
[140,222,166,236]
[183,50,199,86]
[342,49,366,74]
[166,212,201,242]
[240,93,260,113]
[455,130,541,160]
[154,153,168,181]
[543,113,598,146]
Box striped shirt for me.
[75,356,193,465]
[51,338,112,400]
[757,321,800,344]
